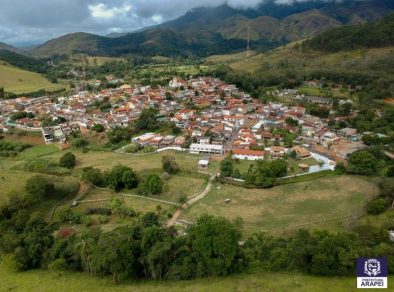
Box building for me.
[269,146,286,159]
[132,133,156,145]
[198,158,210,170]
[232,149,265,161]
[42,127,53,144]
[339,128,359,141]
[291,145,311,159]
[190,143,224,155]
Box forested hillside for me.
[303,12,394,52]
[0,50,47,73]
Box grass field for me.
[0,62,63,94]
[67,174,207,215]
[0,170,35,205]
[122,175,208,202]
[182,175,379,236]
[45,150,221,174]
[69,188,175,215]
[19,144,60,159]
[1,266,390,292]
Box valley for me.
[0,0,393,290]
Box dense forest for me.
[303,12,394,52]
[0,50,47,73]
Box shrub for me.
[162,155,179,174]
[59,152,76,169]
[58,208,84,224]
[161,172,171,181]
[25,175,55,201]
[73,138,89,148]
[91,124,105,133]
[366,198,388,215]
[98,215,110,224]
[82,167,105,187]
[124,144,141,153]
[106,165,138,191]
[138,174,163,195]
[86,208,112,216]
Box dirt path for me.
[166,173,217,227]
[48,182,90,221]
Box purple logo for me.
[357,258,388,277]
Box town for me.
[0,76,365,167]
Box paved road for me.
[166,173,217,227]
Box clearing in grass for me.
[181,175,379,236]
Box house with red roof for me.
[232,149,265,160]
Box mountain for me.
[33,32,106,57]
[0,42,29,56]
[32,0,394,58]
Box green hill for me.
[206,42,394,98]
[0,62,63,94]
[0,42,29,56]
[303,12,394,52]
[31,0,394,58]
[33,32,105,57]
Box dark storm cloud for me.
[0,0,357,46]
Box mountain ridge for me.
[31,0,394,58]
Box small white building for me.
[232,149,265,160]
[190,143,224,155]
[198,158,210,169]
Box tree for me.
[378,178,394,207]
[141,212,159,228]
[73,138,89,148]
[162,155,179,174]
[285,117,299,127]
[106,165,138,191]
[165,92,173,100]
[366,198,388,215]
[91,124,105,133]
[338,103,352,116]
[138,174,163,195]
[135,107,160,132]
[171,125,182,135]
[220,155,233,177]
[82,167,105,187]
[90,228,141,282]
[347,150,379,176]
[59,152,76,169]
[7,217,55,271]
[188,215,245,277]
[25,175,55,201]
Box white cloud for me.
[89,3,132,19]
[151,14,163,24]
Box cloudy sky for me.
[0,0,346,46]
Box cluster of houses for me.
[0,76,363,160]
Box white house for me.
[190,143,224,155]
[232,149,265,161]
